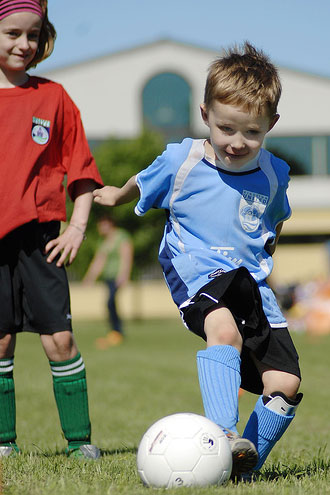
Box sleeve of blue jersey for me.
[270,154,292,225]
[134,139,193,216]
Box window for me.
[142,72,191,143]
[266,136,330,175]
[265,136,312,175]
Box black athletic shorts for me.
[0,221,73,335]
[180,266,301,395]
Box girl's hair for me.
[26,0,56,69]
[204,42,282,117]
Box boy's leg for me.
[197,344,258,476]
[243,367,302,471]
[196,308,258,475]
[41,331,100,459]
[197,344,241,433]
[0,334,19,456]
[197,307,242,432]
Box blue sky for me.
[39,0,330,78]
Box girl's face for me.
[0,12,42,75]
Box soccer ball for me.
[136,413,232,488]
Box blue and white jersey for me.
[135,138,291,327]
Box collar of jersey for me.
[203,150,261,175]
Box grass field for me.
[2,318,329,494]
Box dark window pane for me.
[265,136,312,175]
[142,72,191,142]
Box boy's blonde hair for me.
[204,42,281,117]
[27,0,56,69]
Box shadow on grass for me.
[230,447,329,484]
[260,449,329,482]
[30,444,138,457]
[100,446,137,456]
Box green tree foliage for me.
[67,131,166,280]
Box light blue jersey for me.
[135,138,291,327]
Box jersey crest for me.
[239,189,268,233]
[31,116,50,145]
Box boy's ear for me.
[268,113,280,131]
[200,103,209,127]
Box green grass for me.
[2,319,329,494]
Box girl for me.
[0,0,102,459]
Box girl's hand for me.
[93,186,122,206]
[44,224,86,267]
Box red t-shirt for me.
[0,76,103,239]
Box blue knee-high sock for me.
[243,395,295,470]
[197,345,241,434]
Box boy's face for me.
[200,101,279,169]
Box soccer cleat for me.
[223,429,258,478]
[66,444,101,460]
[0,443,20,457]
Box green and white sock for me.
[0,357,17,445]
[50,353,91,449]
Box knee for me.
[0,333,16,358]
[41,331,78,361]
[263,370,301,399]
[204,308,242,352]
[280,374,301,399]
[53,331,75,351]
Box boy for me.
[93,42,302,478]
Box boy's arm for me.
[93,175,139,206]
[266,222,283,256]
[45,179,95,267]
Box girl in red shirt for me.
[0,0,102,459]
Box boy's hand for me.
[44,224,85,267]
[93,186,122,206]
[93,178,138,206]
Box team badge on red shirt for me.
[31,116,51,145]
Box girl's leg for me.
[0,333,19,455]
[243,358,302,471]
[41,331,99,459]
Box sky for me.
[39,0,330,79]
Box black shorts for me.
[180,267,301,395]
[0,221,72,335]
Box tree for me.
[67,130,166,280]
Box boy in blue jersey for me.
[94,42,302,479]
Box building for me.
[41,39,330,284]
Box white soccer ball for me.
[137,412,232,488]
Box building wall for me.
[275,69,330,136]
[42,40,215,139]
[42,39,330,141]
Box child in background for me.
[83,216,133,348]
[0,0,102,458]
[93,42,303,479]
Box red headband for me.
[0,0,43,21]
